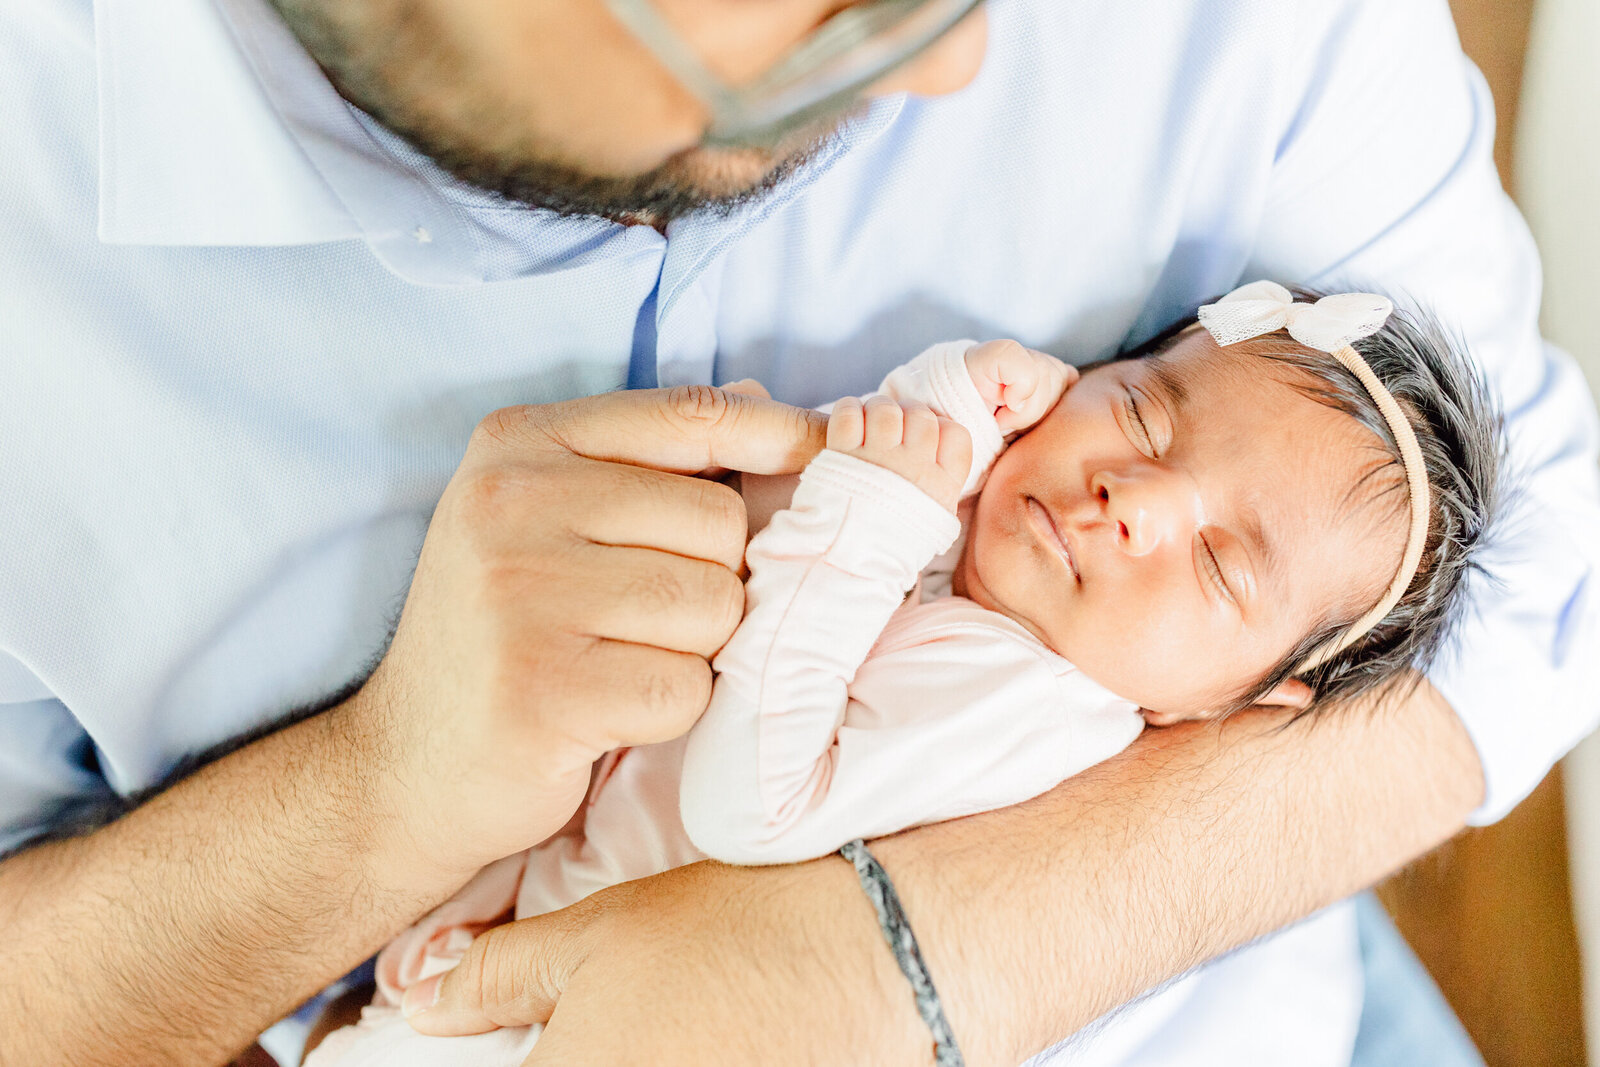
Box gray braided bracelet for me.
[839,838,966,1067]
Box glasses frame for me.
[603,0,986,148]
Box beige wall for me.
[1517,1,1600,1062]
[1519,0,1600,377]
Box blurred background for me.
[1379,1,1599,1063]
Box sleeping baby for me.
[305,280,1500,1065]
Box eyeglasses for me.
[603,0,986,148]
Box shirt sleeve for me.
[0,697,119,858]
[1248,0,1600,823]
[872,340,1009,499]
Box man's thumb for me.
[403,915,582,1037]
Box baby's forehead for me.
[1133,337,1390,476]
[1102,330,1283,404]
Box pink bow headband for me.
[1197,281,1430,674]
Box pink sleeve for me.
[795,604,1144,852]
[683,592,1143,865]
[679,449,961,864]
[872,340,1008,499]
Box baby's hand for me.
[964,340,1078,434]
[827,396,973,512]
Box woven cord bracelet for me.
[839,839,966,1067]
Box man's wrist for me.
[780,856,936,1063]
[866,832,1022,1067]
[321,685,487,893]
[840,839,966,1065]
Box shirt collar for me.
[94,0,904,286]
[95,0,360,248]
[96,0,501,284]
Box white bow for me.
[1197,280,1393,353]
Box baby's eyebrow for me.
[1143,358,1190,413]
[1238,504,1285,602]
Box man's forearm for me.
[873,681,1482,1067]
[0,696,466,1067]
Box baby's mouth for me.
[1025,496,1079,582]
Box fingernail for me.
[402,974,443,1019]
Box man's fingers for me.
[574,640,715,747]
[564,461,749,571]
[511,386,828,476]
[405,914,586,1037]
[718,378,771,400]
[572,546,744,658]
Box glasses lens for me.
[697,0,985,148]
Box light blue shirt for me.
[4,0,1598,1063]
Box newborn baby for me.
[306,282,1500,1065]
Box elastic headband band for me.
[1196,280,1431,674]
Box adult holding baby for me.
[0,4,1596,1067]
[342,387,828,881]
[0,382,829,1063]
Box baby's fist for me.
[965,340,1078,434]
[827,396,972,512]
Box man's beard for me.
[267,0,845,224]
[390,115,842,224]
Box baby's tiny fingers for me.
[901,404,941,454]
[862,395,905,444]
[1003,374,1041,407]
[827,396,866,451]
[936,418,973,480]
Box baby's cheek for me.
[1079,599,1219,711]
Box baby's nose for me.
[1093,470,1194,556]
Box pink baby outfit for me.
[305,343,1144,1067]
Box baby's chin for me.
[956,539,1086,661]
[952,538,1015,621]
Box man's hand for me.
[347,385,827,876]
[827,395,973,511]
[964,340,1077,434]
[0,385,827,1067]
[404,859,930,1064]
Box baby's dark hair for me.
[1122,285,1503,716]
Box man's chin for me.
[663,145,798,201]
[423,137,821,225]
[630,106,860,212]
[422,107,856,224]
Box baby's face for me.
[955,329,1404,719]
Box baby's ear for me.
[1255,678,1315,711]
